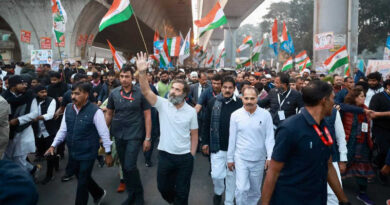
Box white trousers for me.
[235,157,265,205]
[3,153,33,172]
[327,162,342,205]
[211,151,235,205]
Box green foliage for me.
[358,0,390,53]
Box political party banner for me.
[87,34,94,46]
[330,34,346,52]
[40,37,52,49]
[77,34,88,47]
[20,30,31,43]
[31,50,53,65]
[55,36,65,47]
[366,60,390,78]
[314,32,334,50]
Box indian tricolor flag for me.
[99,0,133,32]
[294,50,307,64]
[298,57,312,71]
[237,41,262,68]
[159,37,171,67]
[167,36,181,57]
[282,57,293,71]
[194,2,227,37]
[216,48,225,65]
[206,54,214,68]
[324,45,349,73]
[107,40,126,69]
[236,36,253,53]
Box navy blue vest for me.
[65,102,100,160]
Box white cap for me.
[303,68,310,74]
[265,74,272,79]
[179,68,185,73]
[190,71,198,78]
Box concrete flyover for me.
[0,0,192,62]
[194,0,265,67]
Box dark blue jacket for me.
[65,102,100,160]
[324,109,339,162]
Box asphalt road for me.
[35,148,390,205]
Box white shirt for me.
[35,98,56,138]
[365,87,384,106]
[334,110,348,162]
[52,104,112,152]
[198,83,203,98]
[227,106,275,162]
[153,96,198,155]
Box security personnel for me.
[261,80,351,205]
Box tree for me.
[358,0,390,53]
[259,0,314,58]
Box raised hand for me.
[136,52,149,73]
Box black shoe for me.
[41,176,55,185]
[145,160,152,167]
[213,194,222,205]
[61,174,73,182]
[94,190,106,205]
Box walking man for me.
[227,86,275,205]
[202,76,242,205]
[137,52,198,205]
[105,66,152,205]
[261,80,350,205]
[45,82,112,205]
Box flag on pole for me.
[280,21,295,54]
[153,30,160,55]
[159,37,171,69]
[194,2,227,37]
[167,36,181,57]
[51,0,67,44]
[294,50,307,64]
[269,19,278,56]
[107,39,126,69]
[216,48,226,65]
[298,57,312,71]
[237,41,262,68]
[281,57,293,71]
[324,45,349,73]
[206,54,214,68]
[179,28,191,65]
[236,36,254,53]
[99,0,133,32]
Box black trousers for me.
[36,135,59,177]
[157,151,194,205]
[68,156,104,205]
[373,127,390,168]
[116,139,144,204]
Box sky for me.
[241,0,291,26]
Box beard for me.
[161,79,169,84]
[168,93,186,105]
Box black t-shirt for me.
[369,91,390,132]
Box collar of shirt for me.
[244,105,260,117]
[301,107,327,127]
[120,86,136,95]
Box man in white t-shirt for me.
[136,52,198,205]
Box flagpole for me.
[250,46,253,72]
[131,7,149,56]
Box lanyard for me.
[312,125,333,146]
[277,89,291,110]
[121,90,134,101]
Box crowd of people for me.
[0,53,389,205]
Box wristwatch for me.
[145,137,151,141]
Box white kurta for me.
[5,99,38,157]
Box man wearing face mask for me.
[202,76,243,205]
[227,86,274,205]
[259,73,304,128]
[137,52,198,205]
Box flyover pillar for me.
[313,0,359,73]
[223,17,240,68]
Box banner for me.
[87,34,94,46]
[20,30,31,43]
[77,34,88,47]
[55,36,65,47]
[366,60,390,78]
[31,50,53,65]
[314,32,334,50]
[40,37,52,49]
